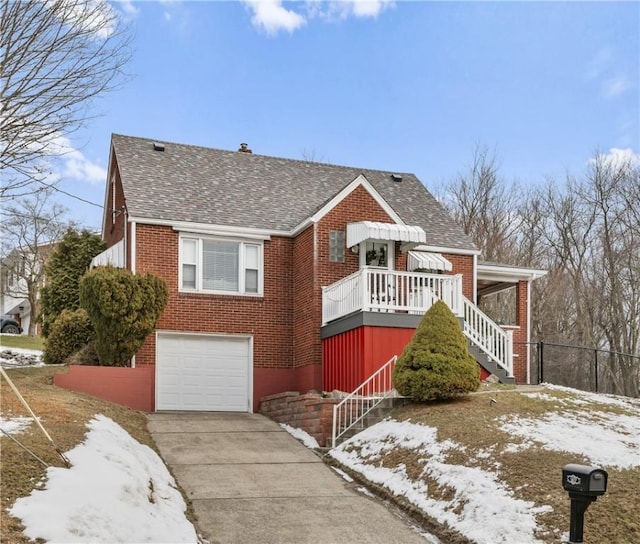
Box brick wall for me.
[134,223,295,375]
[259,391,338,447]
[512,280,529,384]
[443,253,475,300]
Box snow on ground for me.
[330,419,552,544]
[330,386,640,544]
[9,414,199,544]
[0,415,33,435]
[280,423,320,449]
[0,345,44,368]
[500,409,640,469]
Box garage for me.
[156,333,252,412]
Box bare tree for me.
[0,190,70,335]
[0,0,131,198]
[441,145,521,262]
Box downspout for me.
[130,220,137,274]
[130,219,136,369]
[526,280,531,384]
[472,253,478,304]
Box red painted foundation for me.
[54,365,155,412]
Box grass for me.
[0,366,196,543]
[0,334,44,351]
[332,387,640,544]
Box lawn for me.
[0,334,44,351]
[0,366,196,543]
[329,386,640,544]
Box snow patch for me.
[9,414,198,543]
[280,423,320,449]
[330,419,551,544]
[0,415,32,435]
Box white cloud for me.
[586,48,633,101]
[602,76,631,99]
[589,147,640,169]
[242,0,394,35]
[43,135,108,185]
[243,0,306,35]
[115,0,140,21]
[51,0,119,39]
[342,0,395,18]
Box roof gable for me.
[109,134,478,252]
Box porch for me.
[322,268,464,325]
[321,268,516,385]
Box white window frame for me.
[179,235,264,296]
[359,240,395,270]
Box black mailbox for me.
[562,464,609,543]
[562,464,608,497]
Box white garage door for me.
[156,333,252,412]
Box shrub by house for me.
[79,266,168,367]
[393,300,480,400]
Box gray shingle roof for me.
[111,134,478,252]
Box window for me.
[180,236,263,295]
[365,242,388,267]
[329,231,345,263]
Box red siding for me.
[324,328,365,392]
[323,326,416,392]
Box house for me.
[0,242,56,336]
[78,134,545,412]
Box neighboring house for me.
[87,134,546,412]
[0,243,55,335]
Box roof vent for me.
[152,142,165,152]
[238,143,253,154]
[391,173,402,182]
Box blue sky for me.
[49,0,639,229]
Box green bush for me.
[41,228,106,337]
[392,300,480,401]
[79,266,168,367]
[43,309,95,365]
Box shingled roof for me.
[110,134,478,252]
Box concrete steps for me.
[334,397,409,446]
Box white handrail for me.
[322,269,463,324]
[462,296,513,376]
[331,355,397,448]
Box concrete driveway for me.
[148,412,432,544]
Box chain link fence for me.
[521,341,640,398]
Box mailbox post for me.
[562,464,608,543]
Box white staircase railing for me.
[463,296,513,376]
[331,355,397,448]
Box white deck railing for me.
[90,239,125,268]
[331,355,397,448]
[463,296,514,376]
[322,269,463,325]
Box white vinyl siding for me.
[179,236,263,295]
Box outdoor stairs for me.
[454,316,515,385]
[467,341,515,384]
[334,396,409,446]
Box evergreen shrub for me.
[43,308,94,365]
[79,266,168,367]
[392,300,480,401]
